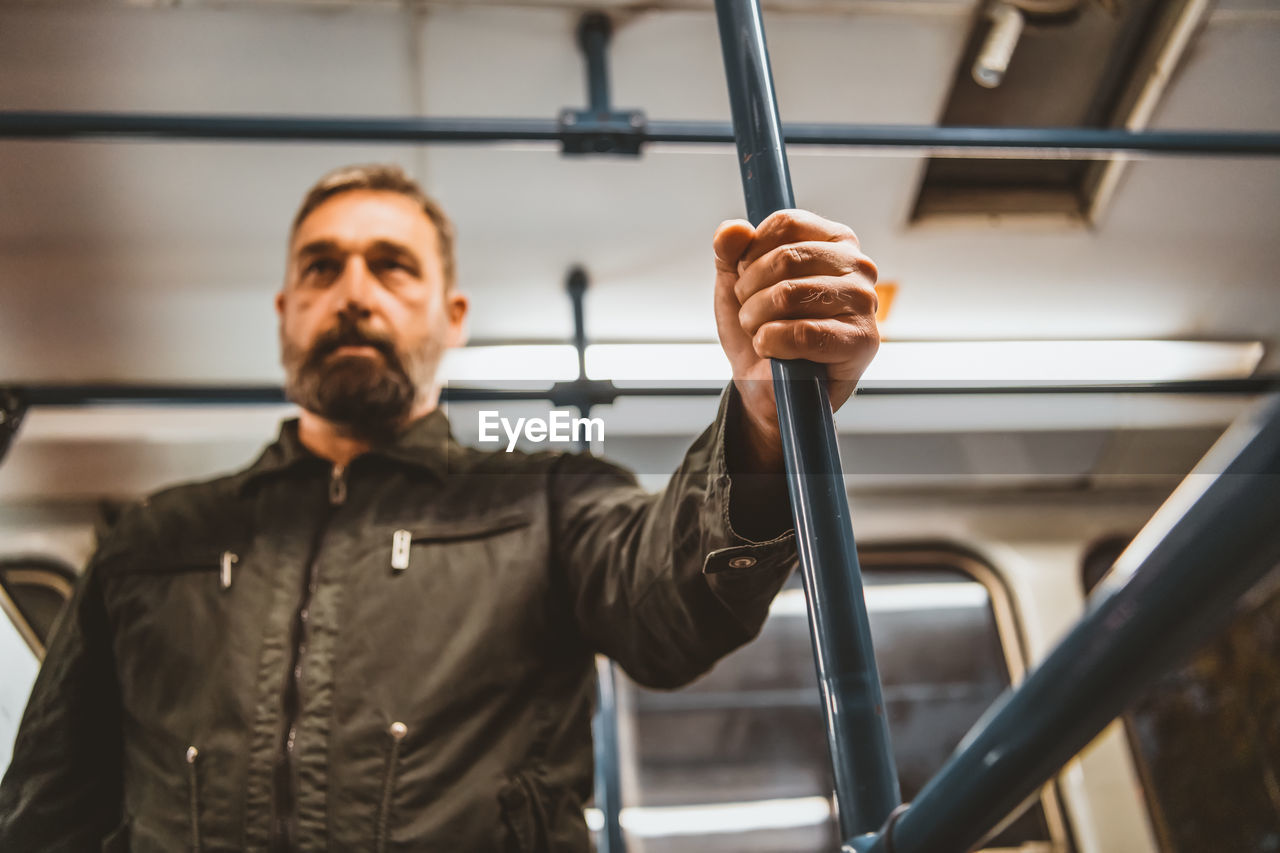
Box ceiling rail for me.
[2,111,1278,158]
[7,377,1279,408]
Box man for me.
[0,164,880,851]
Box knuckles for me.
[756,279,878,318]
[773,280,801,313]
[760,210,860,248]
[776,245,809,276]
[751,315,879,360]
[794,321,830,353]
[737,279,880,337]
[855,253,879,285]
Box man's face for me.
[276,189,468,437]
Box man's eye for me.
[305,259,340,276]
[371,258,411,274]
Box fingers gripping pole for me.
[713,0,901,838]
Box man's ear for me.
[444,290,469,348]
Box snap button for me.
[727,556,757,569]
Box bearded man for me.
[0,164,880,851]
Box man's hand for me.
[714,209,880,469]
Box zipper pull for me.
[391,530,411,573]
[219,551,238,591]
[329,464,347,506]
[185,746,202,852]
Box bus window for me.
[1084,540,1280,853]
[613,548,1070,853]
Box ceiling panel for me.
[0,1,1276,385]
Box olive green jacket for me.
[0,387,797,852]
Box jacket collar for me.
[237,407,461,492]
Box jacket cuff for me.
[701,384,798,607]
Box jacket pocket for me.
[412,509,532,543]
[103,548,241,591]
[386,512,532,573]
[375,721,408,853]
[497,770,552,853]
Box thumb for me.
[712,219,757,366]
[713,219,754,277]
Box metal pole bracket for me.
[558,108,647,156]
[560,12,647,156]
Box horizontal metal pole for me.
[8,376,1279,407]
[2,111,1279,157]
[0,112,563,144]
[11,385,564,407]
[846,393,1280,853]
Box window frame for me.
[0,578,43,660]
[0,555,77,660]
[862,545,1074,852]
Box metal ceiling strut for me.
[714,0,900,839]
[3,111,1278,158]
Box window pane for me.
[1122,573,1280,852]
[614,552,1067,852]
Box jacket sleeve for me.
[549,383,798,688]
[0,551,125,850]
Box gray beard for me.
[282,316,426,440]
[288,353,417,439]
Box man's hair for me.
[290,163,457,289]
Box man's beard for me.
[282,312,427,440]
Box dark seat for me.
[0,557,76,654]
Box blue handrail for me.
[713,0,901,838]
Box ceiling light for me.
[867,340,1263,384]
[587,343,730,382]
[769,583,991,618]
[439,345,579,387]
[604,796,832,837]
[585,340,1263,385]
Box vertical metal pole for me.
[568,268,627,853]
[0,390,27,465]
[578,14,614,115]
[592,657,627,853]
[713,0,901,838]
[567,267,590,382]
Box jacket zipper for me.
[186,745,202,853]
[375,721,408,853]
[269,463,346,852]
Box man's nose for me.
[334,256,376,309]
